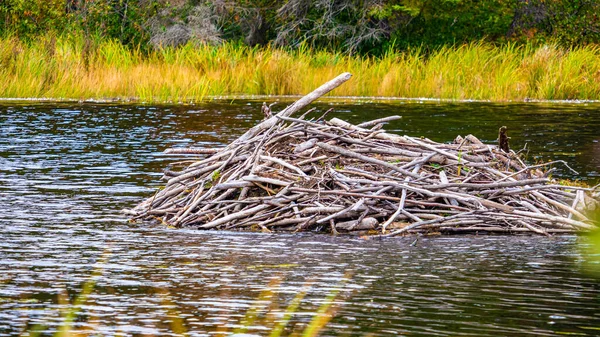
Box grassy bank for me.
[2,35,600,102]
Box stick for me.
[231,73,352,146]
[316,142,422,180]
[357,116,402,128]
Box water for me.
[1,100,600,336]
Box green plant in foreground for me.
[22,250,110,337]
[581,208,600,278]
[21,258,351,337]
[234,274,349,337]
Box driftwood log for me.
[128,73,600,236]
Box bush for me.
[1,0,600,54]
[0,0,68,38]
[0,0,159,48]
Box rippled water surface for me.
[1,100,600,336]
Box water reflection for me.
[1,101,600,336]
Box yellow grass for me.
[2,35,600,102]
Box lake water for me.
[1,100,600,336]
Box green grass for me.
[2,34,600,102]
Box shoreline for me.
[2,95,600,105]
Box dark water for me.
[1,100,600,336]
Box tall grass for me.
[2,35,600,102]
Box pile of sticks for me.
[129,73,599,236]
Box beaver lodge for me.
[128,73,600,236]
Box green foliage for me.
[368,0,600,50]
[0,0,68,37]
[215,0,279,46]
[77,0,154,47]
[546,1,600,46]
[0,0,162,48]
[382,0,516,49]
[2,0,600,53]
[211,169,221,182]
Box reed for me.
[2,35,600,102]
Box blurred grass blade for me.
[301,275,350,337]
[157,288,188,336]
[234,277,283,334]
[269,281,314,337]
[55,249,110,337]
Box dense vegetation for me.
[2,0,600,53]
[1,1,600,101]
[2,36,599,101]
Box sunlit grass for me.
[2,34,600,102]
